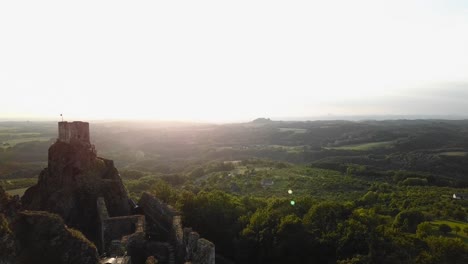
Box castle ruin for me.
[21,121,214,264]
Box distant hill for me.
[251,118,272,123]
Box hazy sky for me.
[1,1,468,122]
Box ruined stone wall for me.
[138,192,177,240]
[97,197,145,254]
[183,228,215,264]
[138,192,215,264]
[104,216,145,242]
[171,215,184,263]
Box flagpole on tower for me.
[60,114,63,122]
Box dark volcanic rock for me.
[22,132,131,243]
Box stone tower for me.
[58,121,90,144]
[22,121,131,247]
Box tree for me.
[189,167,205,178]
[464,227,468,236]
[150,179,175,204]
[393,210,425,233]
[416,222,433,239]
[303,201,350,236]
[438,224,452,235]
[418,236,468,264]
[275,214,317,263]
[454,226,461,235]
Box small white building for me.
[453,193,468,200]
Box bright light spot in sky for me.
[2,1,468,121]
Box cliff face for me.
[22,138,131,243]
[13,211,99,264]
[1,187,99,264]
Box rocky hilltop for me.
[22,121,131,243]
[3,121,214,264]
[1,186,99,264]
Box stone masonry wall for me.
[183,228,215,264]
[138,192,215,264]
[97,197,145,254]
[58,121,90,144]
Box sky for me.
[1,0,468,122]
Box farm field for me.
[438,151,468,157]
[1,136,52,149]
[326,141,394,151]
[278,127,307,133]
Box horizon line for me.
[1,114,468,124]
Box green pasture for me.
[1,136,52,149]
[327,141,394,151]
[268,145,304,153]
[438,152,468,157]
[279,128,307,133]
[430,220,468,244]
[0,178,37,191]
[5,187,29,197]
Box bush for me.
[438,224,452,235]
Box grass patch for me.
[0,178,37,191]
[327,141,394,151]
[0,132,41,137]
[279,128,307,133]
[1,137,52,149]
[431,220,468,244]
[268,145,304,153]
[438,152,468,157]
[6,187,29,197]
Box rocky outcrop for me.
[5,122,216,264]
[1,186,99,264]
[183,228,215,264]
[22,124,131,245]
[0,186,19,263]
[12,211,99,264]
[0,214,15,263]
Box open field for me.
[279,127,307,133]
[268,145,305,153]
[430,220,468,244]
[5,187,29,197]
[438,151,468,157]
[1,136,52,149]
[326,141,394,151]
[0,132,41,137]
[0,178,37,190]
